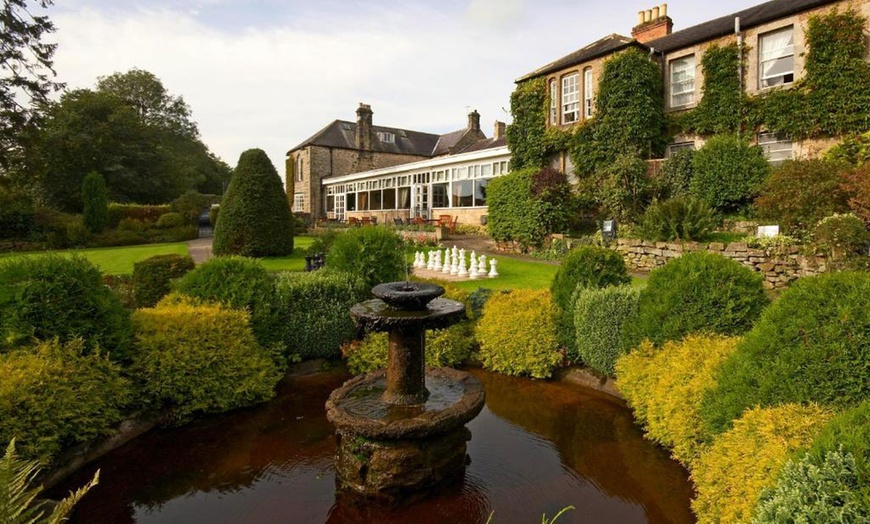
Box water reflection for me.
[53,368,693,524]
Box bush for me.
[82,171,108,233]
[659,148,695,199]
[615,335,739,467]
[106,203,170,228]
[132,254,196,308]
[700,272,870,435]
[103,274,135,309]
[691,404,834,524]
[841,163,870,225]
[0,255,132,360]
[327,227,405,288]
[811,213,869,268]
[691,134,770,213]
[755,159,850,235]
[209,204,219,227]
[131,300,282,424]
[155,212,186,229]
[573,286,640,375]
[0,339,131,463]
[595,151,652,222]
[825,130,870,167]
[476,290,561,379]
[306,228,340,256]
[213,148,294,257]
[173,257,280,348]
[171,190,217,224]
[809,401,870,481]
[274,270,369,361]
[345,321,476,375]
[551,246,630,351]
[0,184,35,240]
[639,196,717,242]
[753,449,870,523]
[622,251,767,350]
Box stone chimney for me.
[493,121,506,140]
[467,110,481,132]
[356,103,373,151]
[631,3,673,44]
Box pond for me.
[54,368,694,524]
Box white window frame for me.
[295,155,304,183]
[292,193,305,212]
[562,73,579,124]
[670,55,695,108]
[758,132,793,165]
[583,68,594,118]
[759,27,795,89]
[667,141,695,156]
[376,131,395,144]
[549,79,558,125]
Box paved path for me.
[187,236,213,264]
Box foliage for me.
[213,148,294,257]
[131,300,281,424]
[306,228,340,256]
[615,335,739,467]
[839,163,870,225]
[132,253,195,308]
[506,77,550,170]
[572,286,640,376]
[173,256,280,348]
[826,130,870,167]
[344,321,476,375]
[0,438,99,524]
[476,290,561,379]
[690,404,834,524]
[209,204,219,226]
[0,255,132,360]
[700,272,870,436]
[170,190,217,224]
[753,449,870,524]
[622,251,767,350]
[755,159,850,235]
[326,227,405,288]
[531,167,576,235]
[690,134,770,213]
[659,148,695,199]
[810,401,870,481]
[678,43,746,136]
[811,213,869,267]
[155,212,185,229]
[107,203,170,228]
[592,150,652,222]
[274,270,369,362]
[81,171,109,233]
[639,196,717,242]
[551,245,630,351]
[0,339,130,464]
[0,182,34,241]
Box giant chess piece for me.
[469,251,479,279]
[433,250,443,271]
[478,254,487,274]
[488,258,499,278]
[458,252,468,277]
[442,249,452,274]
[450,252,459,275]
[426,251,434,270]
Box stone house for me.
[286,104,489,219]
[518,0,870,171]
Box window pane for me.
[346,192,356,211]
[474,179,488,207]
[398,187,411,209]
[370,190,382,211]
[584,69,594,118]
[383,188,396,210]
[432,183,449,208]
[452,180,473,207]
[326,195,335,212]
[758,132,793,165]
[562,74,579,123]
[760,27,794,88]
[670,56,695,107]
[357,191,369,211]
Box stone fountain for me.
[325,282,485,502]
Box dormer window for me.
[377,131,395,144]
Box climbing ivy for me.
[677,43,748,136]
[506,77,551,170]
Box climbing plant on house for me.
[506,77,550,170]
[676,43,747,136]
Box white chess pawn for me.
[452,245,459,261]
[426,251,434,270]
[458,254,468,277]
[442,249,452,274]
[450,252,459,275]
[478,254,487,274]
[488,258,499,278]
[433,251,442,271]
[417,251,425,268]
[469,255,479,279]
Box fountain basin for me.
[350,298,465,333]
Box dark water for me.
[53,369,694,524]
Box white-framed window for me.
[376,131,395,144]
[759,27,794,88]
[549,79,558,125]
[667,141,696,156]
[583,68,594,118]
[295,155,304,183]
[758,132,793,165]
[670,55,695,108]
[562,73,579,124]
[292,193,305,212]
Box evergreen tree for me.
[81,171,108,233]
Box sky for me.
[47,0,765,181]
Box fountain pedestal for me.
[326,282,485,502]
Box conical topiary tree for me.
[82,171,108,233]
[213,149,294,257]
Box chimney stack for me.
[631,3,673,44]
[356,103,373,151]
[493,121,506,140]
[467,109,481,132]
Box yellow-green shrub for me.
[615,335,739,467]
[0,339,130,464]
[475,290,561,379]
[131,301,282,424]
[691,404,834,524]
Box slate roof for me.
[516,34,638,82]
[431,129,469,156]
[288,120,441,157]
[457,135,508,154]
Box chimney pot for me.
[494,120,506,140]
[633,4,674,43]
[645,9,652,22]
[661,3,667,18]
[652,6,660,19]
[637,11,645,25]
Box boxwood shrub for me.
[327,227,406,288]
[690,134,770,213]
[700,272,870,435]
[476,289,561,379]
[132,254,195,308]
[0,255,132,360]
[621,251,767,351]
[573,285,640,375]
[691,404,834,524]
[0,339,131,464]
[131,299,282,424]
[274,270,369,361]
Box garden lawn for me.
[0,242,189,275]
[258,236,315,272]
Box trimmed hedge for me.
[132,254,196,308]
[690,134,770,213]
[131,299,282,424]
[0,255,132,360]
[691,404,834,524]
[573,286,640,376]
[326,227,405,288]
[476,289,561,379]
[213,148,294,257]
[701,272,870,435]
[0,339,131,463]
[107,203,170,228]
[615,335,739,467]
[155,212,186,229]
[274,270,369,361]
[622,251,767,350]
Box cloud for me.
[465,0,526,30]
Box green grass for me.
[0,242,189,275]
[259,236,315,272]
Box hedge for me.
[132,254,196,308]
[573,286,640,376]
[326,227,405,288]
[690,134,770,213]
[345,322,476,375]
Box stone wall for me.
[614,238,828,289]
